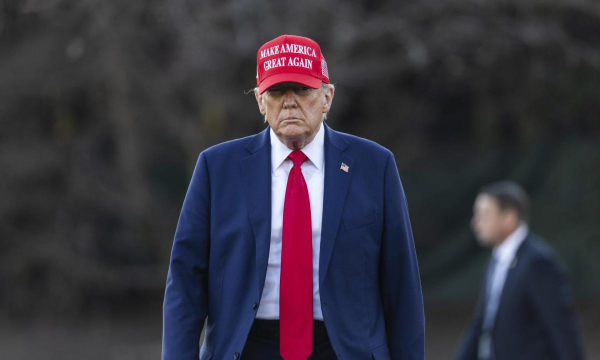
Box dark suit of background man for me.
[162,34,425,360]
[454,181,584,360]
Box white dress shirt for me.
[484,224,529,329]
[256,123,325,320]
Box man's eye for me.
[296,86,312,93]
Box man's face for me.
[255,82,334,150]
[471,194,515,248]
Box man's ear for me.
[322,85,334,113]
[503,209,520,229]
[255,89,266,115]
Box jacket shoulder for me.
[202,134,256,156]
[520,233,564,270]
[524,234,557,258]
[335,130,393,160]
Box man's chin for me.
[476,237,495,248]
[278,126,308,139]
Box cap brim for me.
[258,73,322,94]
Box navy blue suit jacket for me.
[162,122,425,360]
[454,233,584,360]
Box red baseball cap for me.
[256,35,330,94]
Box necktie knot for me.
[288,150,308,168]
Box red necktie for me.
[280,150,313,360]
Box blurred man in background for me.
[162,34,425,360]
[454,181,584,360]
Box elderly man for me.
[454,181,584,360]
[162,34,424,360]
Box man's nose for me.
[282,89,297,107]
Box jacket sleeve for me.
[527,256,584,360]
[380,152,425,359]
[162,152,211,360]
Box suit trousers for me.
[241,319,337,360]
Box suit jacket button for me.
[234,352,240,359]
[253,302,258,310]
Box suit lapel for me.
[240,127,272,297]
[319,122,354,287]
[493,236,529,329]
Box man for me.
[454,181,584,360]
[162,34,424,360]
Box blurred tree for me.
[0,0,599,315]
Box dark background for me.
[1,0,599,358]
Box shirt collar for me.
[493,224,529,263]
[270,122,325,173]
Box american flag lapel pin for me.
[340,162,349,173]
